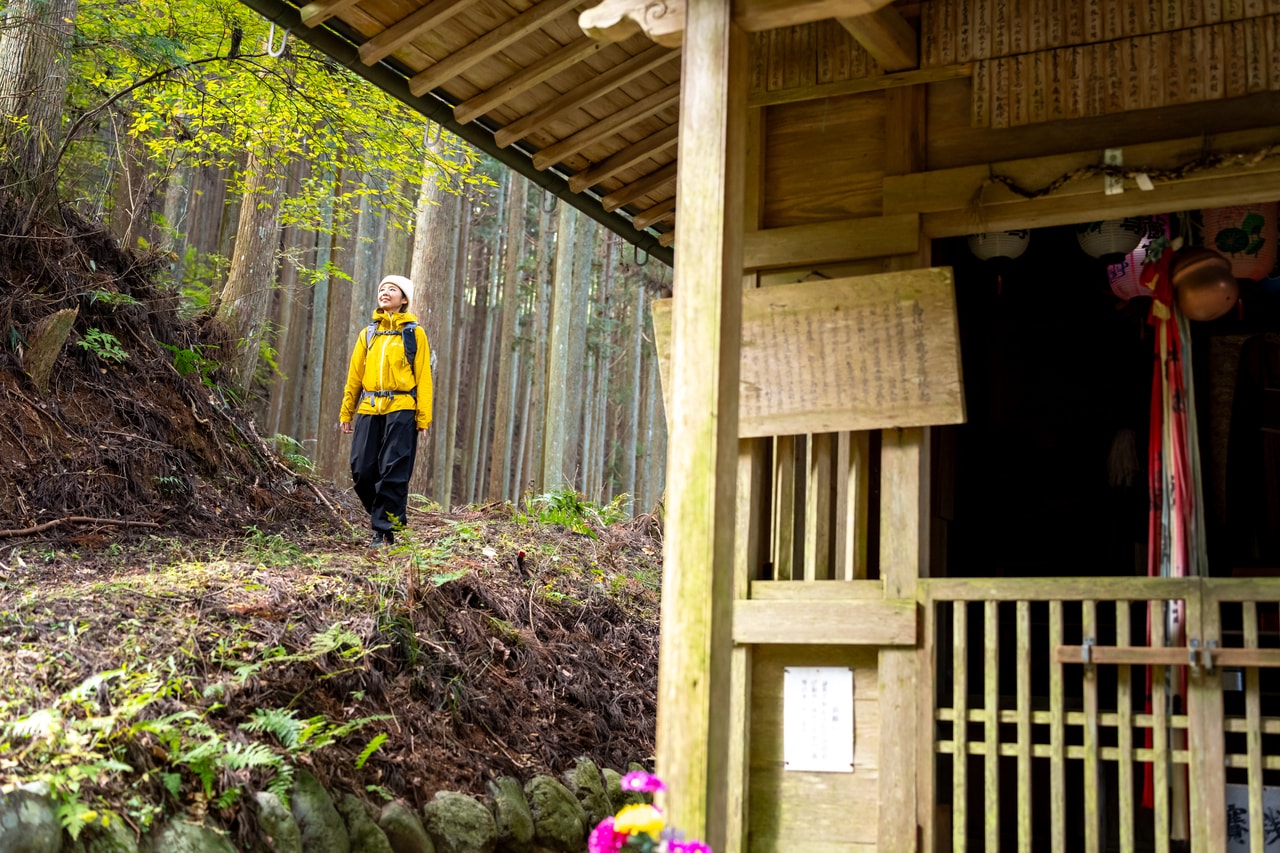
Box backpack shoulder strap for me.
[365,321,378,348]
[402,323,418,380]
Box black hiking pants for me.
[350,409,418,540]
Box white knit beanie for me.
[379,274,413,308]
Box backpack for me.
[365,322,436,379]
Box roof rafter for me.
[568,123,678,192]
[407,0,584,96]
[495,43,677,148]
[602,161,677,212]
[453,36,607,125]
[356,0,480,65]
[532,82,678,170]
[632,196,675,230]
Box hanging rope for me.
[266,23,289,58]
[634,246,649,266]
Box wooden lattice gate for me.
[921,577,1280,853]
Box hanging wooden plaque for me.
[972,59,992,126]
[1122,37,1145,109]
[1047,0,1065,45]
[939,0,958,64]
[1246,17,1267,90]
[1011,53,1030,124]
[992,57,1012,127]
[1143,0,1163,34]
[1123,0,1145,35]
[1268,15,1280,90]
[651,269,966,438]
[975,0,993,58]
[992,0,1009,58]
[1225,21,1247,96]
[1206,22,1226,96]
[1106,0,1125,37]
[1204,0,1224,22]
[958,0,975,61]
[1009,0,1027,54]
[1087,0,1105,41]
[1030,49,1049,121]
[1029,0,1047,49]
[1144,33,1166,108]
[1185,27,1205,102]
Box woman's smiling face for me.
[377,281,407,312]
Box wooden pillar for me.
[880,427,930,852]
[656,0,747,846]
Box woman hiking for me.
[338,274,432,551]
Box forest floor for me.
[0,192,661,845]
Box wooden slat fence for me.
[921,576,1280,853]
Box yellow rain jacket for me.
[339,309,432,430]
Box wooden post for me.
[655,0,746,847]
[880,427,929,852]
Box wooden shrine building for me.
[241,0,1280,848]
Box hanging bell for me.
[1172,247,1239,322]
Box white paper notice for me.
[782,666,854,773]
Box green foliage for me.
[523,488,629,538]
[241,524,312,568]
[87,289,143,308]
[76,328,129,363]
[270,433,316,473]
[2,632,394,833]
[159,341,219,385]
[60,0,496,278]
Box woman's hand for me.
[340,421,353,435]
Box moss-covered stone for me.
[290,771,350,853]
[486,777,533,853]
[0,783,60,853]
[339,793,394,853]
[522,776,585,853]
[255,791,301,853]
[562,758,611,829]
[422,791,496,853]
[378,800,434,853]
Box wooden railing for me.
[919,577,1280,853]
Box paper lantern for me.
[1201,202,1278,281]
[968,230,1030,262]
[1076,218,1147,264]
[1108,215,1170,302]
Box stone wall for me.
[0,758,647,853]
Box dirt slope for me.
[0,192,661,845]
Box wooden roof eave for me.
[236,0,676,266]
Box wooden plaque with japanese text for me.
[651,268,966,438]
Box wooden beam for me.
[602,161,678,212]
[357,0,479,65]
[533,82,679,170]
[743,213,919,271]
[732,599,917,645]
[453,36,607,125]
[632,196,676,230]
[658,227,675,246]
[299,0,359,27]
[919,166,1280,237]
[748,62,971,108]
[738,0,895,31]
[837,5,918,71]
[495,44,677,148]
[879,426,929,853]
[407,0,582,96]
[655,0,746,845]
[568,124,678,192]
[882,126,1280,236]
[579,0,894,46]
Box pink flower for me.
[667,841,712,853]
[588,817,627,853]
[620,771,667,793]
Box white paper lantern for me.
[968,230,1030,262]
[1076,218,1146,263]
